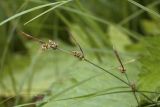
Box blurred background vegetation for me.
[0,0,160,107]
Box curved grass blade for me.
[24,0,73,25]
[55,90,133,101]
[55,90,160,104]
[127,0,160,18]
[0,1,64,26]
[13,102,36,107]
[119,0,160,25]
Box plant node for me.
[131,83,136,92]
[118,67,126,73]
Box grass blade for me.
[119,0,160,25]
[0,1,64,25]
[24,0,73,25]
[55,90,132,101]
[127,0,160,18]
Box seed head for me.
[72,51,84,60]
[48,40,58,50]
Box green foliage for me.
[138,36,160,92]
[108,25,132,52]
[1,0,160,107]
